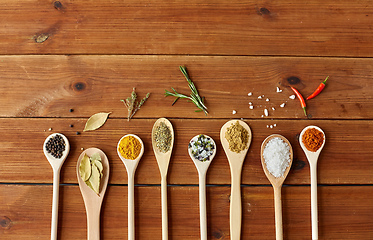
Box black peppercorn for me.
[45,134,66,159]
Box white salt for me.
[263,137,291,178]
[249,106,254,109]
[249,102,252,105]
[280,103,285,108]
[264,109,269,116]
[270,125,273,129]
[276,87,283,93]
[272,107,276,111]
[248,92,252,96]
[289,95,296,100]
[232,110,237,114]
[266,98,270,102]
[258,96,262,99]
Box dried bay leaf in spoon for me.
[89,164,101,195]
[79,154,91,182]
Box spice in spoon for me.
[225,121,249,153]
[154,122,172,153]
[263,137,291,178]
[45,134,66,159]
[118,135,142,160]
[79,152,103,195]
[188,134,215,162]
[302,128,324,152]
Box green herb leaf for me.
[83,112,111,132]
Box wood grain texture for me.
[0,0,373,57]
[0,118,372,185]
[0,185,372,239]
[0,55,372,119]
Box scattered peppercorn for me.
[76,131,80,135]
[45,134,66,159]
[69,124,74,127]
[69,109,74,112]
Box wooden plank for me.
[0,0,373,57]
[0,55,372,119]
[0,185,372,239]
[0,118,372,185]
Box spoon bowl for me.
[260,134,293,240]
[117,134,144,240]
[152,118,174,240]
[188,134,216,240]
[77,148,110,240]
[220,120,252,240]
[299,125,326,240]
[43,133,70,240]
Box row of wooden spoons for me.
[43,119,325,240]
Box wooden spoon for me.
[260,134,293,240]
[188,135,217,240]
[220,120,252,240]
[151,118,174,240]
[43,133,70,240]
[77,148,109,240]
[299,126,326,240]
[117,134,144,240]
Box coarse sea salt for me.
[289,95,296,100]
[263,137,291,178]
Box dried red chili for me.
[307,76,329,100]
[291,86,307,116]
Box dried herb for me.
[154,122,172,153]
[165,66,208,115]
[83,112,111,132]
[79,152,103,195]
[121,88,150,121]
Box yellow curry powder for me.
[118,136,142,160]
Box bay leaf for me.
[79,154,91,182]
[93,160,103,173]
[83,112,111,132]
[90,152,101,162]
[89,164,101,195]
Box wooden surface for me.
[1,0,372,239]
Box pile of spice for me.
[263,137,291,178]
[154,122,172,153]
[302,128,324,152]
[79,152,103,195]
[45,134,66,159]
[225,121,249,153]
[188,134,215,162]
[118,135,142,160]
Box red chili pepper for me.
[291,86,307,116]
[306,76,329,100]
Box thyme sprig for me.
[165,66,208,115]
[121,88,150,121]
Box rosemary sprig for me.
[121,88,150,121]
[165,66,208,115]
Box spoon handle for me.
[274,186,283,240]
[86,205,101,240]
[161,176,168,240]
[230,172,242,240]
[128,173,135,240]
[51,170,60,240]
[310,163,318,240]
[199,172,207,240]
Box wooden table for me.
[1,0,372,239]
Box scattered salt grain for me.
[266,98,270,102]
[249,106,254,109]
[249,102,252,105]
[272,107,276,111]
[263,137,291,178]
[261,115,264,118]
[276,87,283,93]
[289,95,296,100]
[274,124,277,127]
[248,92,252,96]
[280,103,285,108]
[232,110,237,114]
[264,109,269,116]
[270,125,273,129]
[258,96,262,99]
[267,125,269,128]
